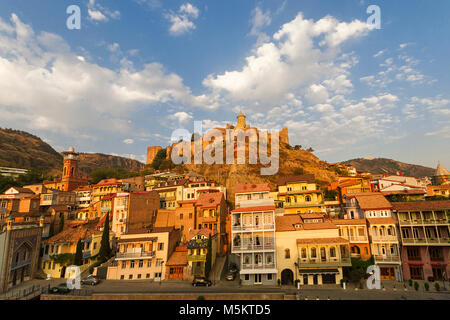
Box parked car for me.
[225,272,236,281]
[192,276,212,287]
[49,283,71,294]
[81,275,101,286]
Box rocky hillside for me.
[76,153,145,174]
[179,143,337,204]
[0,128,145,175]
[0,128,62,170]
[343,158,435,177]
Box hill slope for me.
[0,128,145,174]
[343,158,434,177]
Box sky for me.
[0,0,449,170]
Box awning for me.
[298,268,339,275]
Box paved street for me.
[8,277,448,300]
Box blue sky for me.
[0,0,449,170]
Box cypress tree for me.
[205,233,212,278]
[99,213,111,262]
[74,238,83,266]
[58,214,64,234]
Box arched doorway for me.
[281,269,294,285]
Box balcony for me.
[241,263,276,270]
[115,251,155,260]
[399,218,449,226]
[232,241,275,252]
[232,224,275,231]
[370,235,399,242]
[373,255,401,263]
[348,235,369,242]
[402,237,450,245]
[101,206,112,213]
[298,257,351,267]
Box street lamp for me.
[160,261,164,286]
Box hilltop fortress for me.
[146,112,289,165]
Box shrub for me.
[408,279,413,286]
[424,282,429,291]
[435,282,440,291]
[414,281,419,291]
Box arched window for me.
[285,248,290,259]
[311,248,317,258]
[301,248,307,258]
[305,195,311,202]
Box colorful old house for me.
[427,185,450,198]
[153,179,188,210]
[392,200,450,282]
[187,229,217,277]
[91,178,124,203]
[106,226,181,281]
[276,213,351,286]
[332,219,371,261]
[276,174,325,214]
[41,226,103,278]
[166,245,188,280]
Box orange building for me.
[332,219,372,261]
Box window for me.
[330,247,336,257]
[409,266,423,280]
[180,214,183,220]
[137,274,141,279]
[129,274,133,279]
[121,261,126,269]
[285,249,290,259]
[429,247,443,261]
[305,196,311,202]
[130,260,135,268]
[158,243,164,251]
[120,275,124,280]
[301,248,307,258]
[267,274,273,281]
[154,272,162,278]
[93,243,97,250]
[139,260,143,268]
[147,260,152,267]
[146,274,150,278]
[245,274,249,281]
[311,248,317,258]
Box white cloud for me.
[123,138,134,144]
[203,13,371,109]
[373,49,386,58]
[166,3,200,36]
[249,6,272,45]
[0,14,209,139]
[170,111,193,124]
[87,0,120,22]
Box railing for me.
[298,257,351,266]
[370,235,399,242]
[241,263,276,270]
[231,224,275,231]
[373,255,401,263]
[187,255,206,262]
[399,218,449,226]
[116,251,155,259]
[100,206,112,213]
[348,235,369,242]
[232,242,275,252]
[0,284,50,300]
[402,238,450,245]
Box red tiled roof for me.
[166,250,188,266]
[275,214,337,232]
[117,237,157,243]
[231,205,275,213]
[234,183,271,194]
[101,193,117,200]
[391,200,450,211]
[196,192,223,208]
[354,193,392,210]
[95,179,122,187]
[367,217,397,225]
[46,227,101,244]
[188,228,216,239]
[277,174,316,186]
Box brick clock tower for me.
[61,146,89,191]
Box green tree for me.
[205,234,212,278]
[294,145,302,150]
[58,214,64,234]
[73,238,83,266]
[98,213,111,262]
[324,189,338,201]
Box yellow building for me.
[427,185,450,198]
[153,179,187,210]
[187,229,217,277]
[41,227,103,278]
[91,179,124,203]
[276,174,325,214]
[276,213,351,286]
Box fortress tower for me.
[146,146,162,165]
[61,146,86,191]
[235,111,246,129]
